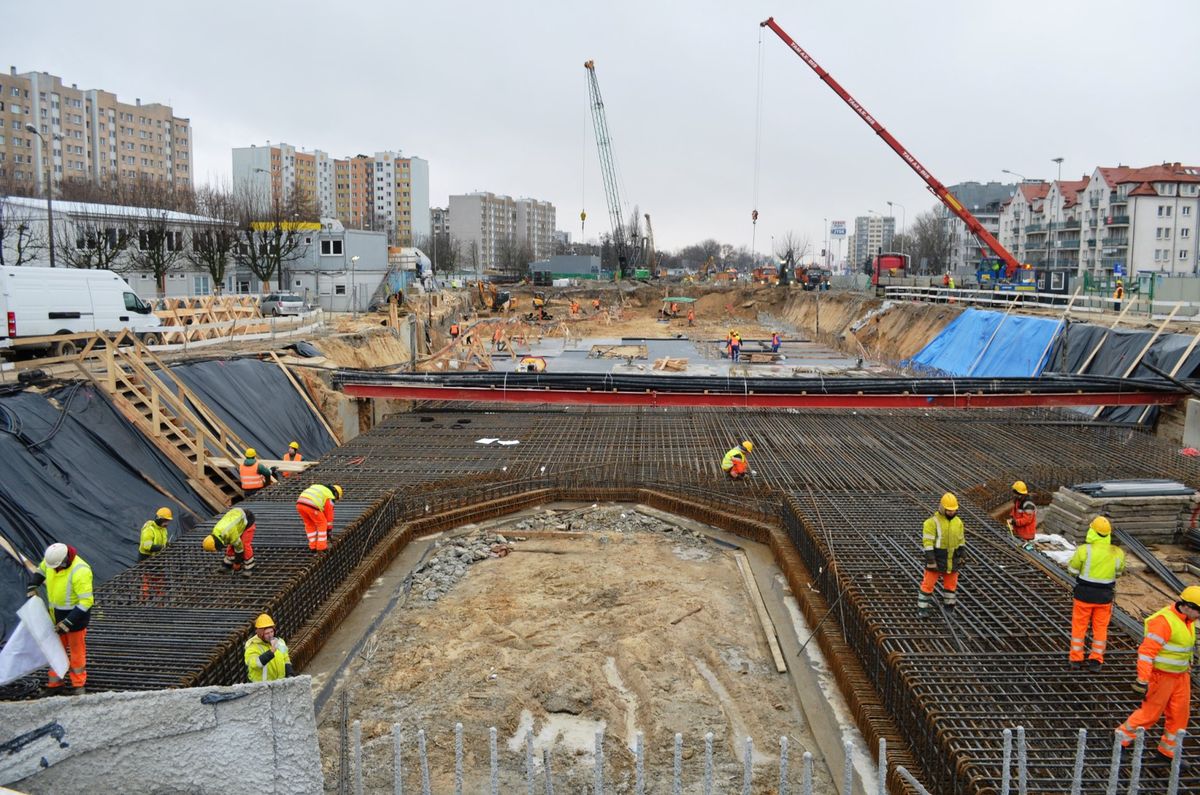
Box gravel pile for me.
[411,531,511,602]
[509,505,711,546]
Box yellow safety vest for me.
[922,513,965,571]
[139,520,168,556]
[298,484,334,510]
[1144,607,1196,673]
[244,635,291,682]
[1067,530,1126,584]
[721,446,747,471]
[212,508,249,550]
[39,556,94,616]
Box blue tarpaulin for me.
[906,308,1064,377]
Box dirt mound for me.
[780,292,960,364]
[315,329,411,370]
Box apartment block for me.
[940,181,1015,272]
[232,143,429,246]
[852,215,895,268]
[998,163,1200,277]
[448,192,557,271]
[0,67,192,193]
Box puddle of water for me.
[506,708,607,764]
[672,545,712,561]
[602,657,640,751]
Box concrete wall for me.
[0,676,321,794]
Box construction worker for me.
[687,306,695,326]
[239,448,276,496]
[27,543,94,693]
[729,331,742,363]
[670,301,680,317]
[919,493,966,618]
[771,331,782,353]
[942,272,950,288]
[1067,516,1126,671]
[1007,481,1037,550]
[245,614,293,683]
[1117,585,1200,761]
[203,507,256,576]
[721,441,753,480]
[491,325,504,350]
[570,299,581,316]
[281,441,301,479]
[139,507,172,561]
[297,483,343,551]
[449,319,461,340]
[1114,279,1125,311]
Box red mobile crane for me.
[760,17,1022,278]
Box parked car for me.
[260,293,305,316]
[0,266,163,357]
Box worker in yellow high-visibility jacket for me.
[919,493,966,618]
[27,543,94,693]
[1066,516,1125,671]
[244,613,293,682]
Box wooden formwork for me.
[155,295,268,342]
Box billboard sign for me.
[830,220,847,237]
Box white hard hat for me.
[44,543,69,569]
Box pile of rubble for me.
[1039,481,1199,544]
[409,505,711,601]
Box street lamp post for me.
[1051,157,1064,271]
[25,124,62,267]
[887,201,906,258]
[350,255,360,317]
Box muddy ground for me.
[317,505,831,793]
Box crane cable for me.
[750,25,766,257]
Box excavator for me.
[474,281,512,313]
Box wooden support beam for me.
[1092,305,1180,419]
[1075,299,1136,375]
[733,551,787,673]
[267,351,340,445]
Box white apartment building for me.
[852,215,894,268]
[999,163,1200,277]
[449,192,556,271]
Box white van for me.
[0,266,163,356]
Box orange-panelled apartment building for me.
[0,66,191,193]
[232,142,429,247]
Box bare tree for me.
[55,207,135,269]
[906,209,953,274]
[774,232,811,264]
[417,232,460,276]
[0,198,47,266]
[465,240,480,276]
[125,181,192,296]
[496,235,529,277]
[233,186,316,290]
[187,187,238,294]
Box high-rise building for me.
[0,67,192,194]
[232,142,430,246]
[448,192,557,271]
[852,215,895,268]
[431,207,450,236]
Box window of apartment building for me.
[1183,228,1191,239]
[193,275,210,296]
[1154,249,1163,262]
[10,88,18,97]
[1184,206,1193,216]
[1182,250,1190,261]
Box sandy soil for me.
[317,511,830,793]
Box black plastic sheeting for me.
[0,384,209,640]
[168,358,336,460]
[1049,322,1200,424]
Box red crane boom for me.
[760,17,1021,274]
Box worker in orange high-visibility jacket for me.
[919,493,966,618]
[1007,480,1037,550]
[281,441,302,479]
[239,448,276,495]
[27,543,94,693]
[1117,586,1200,760]
[1067,516,1125,671]
[296,483,343,551]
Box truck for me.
[870,252,912,294]
[0,266,163,357]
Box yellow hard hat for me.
[1180,586,1200,607]
[332,484,344,500]
[244,448,257,459]
[289,441,300,449]
[254,614,275,630]
[202,535,217,553]
[1089,516,1112,536]
[940,493,959,512]
[156,507,174,521]
[1012,481,1028,496]
[741,441,754,453]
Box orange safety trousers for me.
[298,502,330,550]
[728,459,748,478]
[47,628,87,689]
[1118,668,1190,757]
[1069,600,1112,663]
[920,570,959,594]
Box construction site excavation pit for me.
[309,502,874,794]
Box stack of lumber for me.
[1039,481,1199,544]
[652,357,688,371]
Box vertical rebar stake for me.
[1017,726,1027,795]
[1128,727,1145,795]
[352,720,364,795]
[802,749,814,795]
[1069,728,1086,795]
[842,739,854,795]
[704,732,714,795]
[778,736,789,795]
[1000,728,1012,795]
[544,748,555,795]
[594,729,605,795]
[635,731,645,795]
[742,736,753,795]
[418,729,431,795]
[1167,728,1187,795]
[490,727,499,795]
[526,731,535,795]
[454,722,464,795]
[674,733,683,795]
[393,724,403,795]
[339,690,350,795]
[1105,729,1124,795]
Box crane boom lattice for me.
[584,59,631,279]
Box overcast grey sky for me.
[7,1,1198,252]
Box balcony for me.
[1052,219,1082,231]
[1105,215,1130,226]
[1086,238,1096,247]
[1109,193,1128,205]
[1058,239,1081,250]
[1088,218,1098,227]
[1101,237,1128,248]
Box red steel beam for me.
[341,382,1180,410]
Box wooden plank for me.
[1075,299,1136,375]
[268,351,340,445]
[733,551,787,673]
[209,456,317,473]
[1092,305,1180,418]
